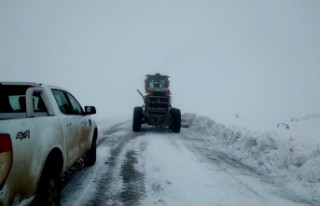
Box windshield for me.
[145,76,170,91]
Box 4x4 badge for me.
[16,130,30,141]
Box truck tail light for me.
[0,133,13,190]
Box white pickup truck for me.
[0,82,98,206]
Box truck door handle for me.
[66,122,72,127]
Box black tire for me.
[133,106,143,131]
[31,164,61,206]
[84,137,97,167]
[171,108,181,133]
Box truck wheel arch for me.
[43,148,64,178]
[84,128,98,167]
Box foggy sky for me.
[1,0,319,122]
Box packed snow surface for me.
[62,113,320,206]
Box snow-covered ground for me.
[61,112,320,206]
[181,113,320,204]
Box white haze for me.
[1,0,319,124]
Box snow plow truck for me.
[133,73,181,133]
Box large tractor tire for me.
[133,106,143,132]
[171,108,181,133]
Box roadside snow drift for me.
[182,113,320,202]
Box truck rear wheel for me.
[133,107,143,131]
[171,108,181,133]
[31,163,60,206]
[38,177,60,206]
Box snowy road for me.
[60,117,319,206]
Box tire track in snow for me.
[83,122,146,206]
[120,149,146,205]
[61,122,131,205]
[61,121,136,206]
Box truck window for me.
[52,89,83,115]
[33,93,48,113]
[0,85,48,119]
[52,89,69,114]
[9,96,23,111]
[66,93,83,115]
[6,95,47,112]
[0,85,30,113]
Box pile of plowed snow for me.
[182,113,320,187]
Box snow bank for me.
[182,113,320,189]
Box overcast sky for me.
[1,0,319,122]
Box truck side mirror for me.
[84,106,96,115]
